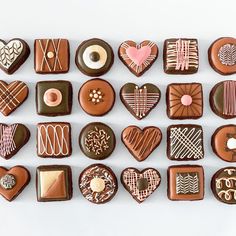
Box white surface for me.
[0,0,235,235]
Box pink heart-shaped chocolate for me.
[126,46,151,66]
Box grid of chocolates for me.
[0,37,236,204]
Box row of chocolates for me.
[0,122,235,163]
[0,37,235,76]
[0,164,235,204]
[1,79,235,119]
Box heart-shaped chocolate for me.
[0,80,29,116]
[118,40,158,76]
[0,166,30,201]
[120,83,161,120]
[122,126,162,161]
[0,39,30,74]
[0,123,30,159]
[121,167,161,203]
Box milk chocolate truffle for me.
[212,125,236,162]
[78,78,115,116]
[210,80,236,119]
[0,166,30,201]
[0,38,30,74]
[208,37,236,75]
[79,164,118,204]
[211,167,236,204]
[79,122,116,160]
[168,165,204,201]
[75,38,114,76]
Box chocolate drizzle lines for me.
[223,81,236,116]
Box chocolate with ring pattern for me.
[75,38,114,76]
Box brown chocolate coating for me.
[208,37,236,75]
[0,166,30,201]
[167,165,204,201]
[78,78,115,116]
[121,126,162,162]
[211,125,236,162]
[0,38,30,75]
[79,122,116,160]
[75,38,114,76]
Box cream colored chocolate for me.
[43,88,62,107]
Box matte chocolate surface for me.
[79,122,116,160]
[78,78,115,116]
[34,39,70,74]
[210,80,236,119]
[168,165,204,201]
[79,164,118,204]
[36,165,72,202]
[121,126,162,162]
[118,40,158,77]
[166,83,203,119]
[163,38,199,74]
[0,38,30,74]
[75,38,114,76]
[208,37,236,75]
[36,80,72,116]
[0,123,30,160]
[167,124,204,161]
[121,167,161,203]
[37,122,71,158]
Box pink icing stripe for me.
[126,46,151,66]
[175,39,190,71]
[223,81,236,116]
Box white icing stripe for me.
[176,173,199,194]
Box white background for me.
[0,0,235,235]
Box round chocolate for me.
[79,164,118,204]
[75,38,114,76]
[79,122,116,160]
[78,78,115,116]
[43,88,62,107]
[212,125,236,162]
[208,37,236,75]
[136,178,148,191]
[0,174,16,190]
[210,80,236,119]
[211,167,236,204]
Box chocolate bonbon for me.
[208,37,236,75]
[0,38,30,74]
[0,166,30,201]
[79,164,118,204]
[75,38,114,76]
[36,165,72,202]
[121,167,161,203]
[122,126,162,162]
[118,40,158,77]
[34,39,70,74]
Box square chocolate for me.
[36,165,72,202]
[37,122,72,158]
[163,38,199,74]
[167,124,204,161]
[167,165,204,201]
[34,39,70,74]
[36,80,72,116]
[166,83,203,119]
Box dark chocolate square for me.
[36,80,72,116]
[167,124,204,161]
[168,165,204,201]
[166,83,203,119]
[163,38,199,74]
[34,39,70,74]
[37,122,72,158]
[36,165,72,202]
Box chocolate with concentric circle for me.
[120,83,161,120]
[208,37,236,75]
[211,167,236,204]
[79,122,116,160]
[79,164,118,204]
[36,80,72,116]
[210,80,236,119]
[75,38,114,76]
[211,125,236,162]
[78,78,115,116]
